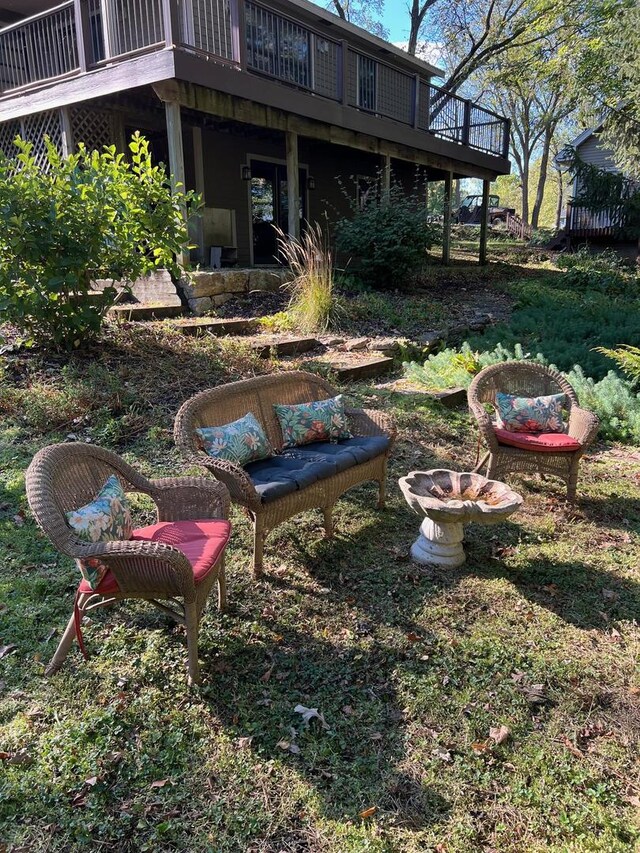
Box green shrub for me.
[276,222,336,333]
[555,247,637,295]
[466,277,640,379]
[334,183,438,289]
[596,344,640,386]
[0,134,195,349]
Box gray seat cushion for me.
[244,436,390,503]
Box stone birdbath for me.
[398,469,523,567]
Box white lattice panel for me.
[71,106,114,152]
[22,110,63,169]
[0,120,21,157]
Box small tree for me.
[334,181,436,289]
[0,133,194,349]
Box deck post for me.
[59,107,74,157]
[442,170,453,265]
[479,178,490,266]
[73,0,92,71]
[286,130,300,240]
[412,74,420,129]
[163,100,189,268]
[382,153,391,200]
[339,41,349,105]
[162,0,181,49]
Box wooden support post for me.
[59,107,74,157]
[479,178,490,266]
[112,112,127,154]
[442,171,452,265]
[462,100,471,146]
[382,153,391,201]
[286,130,300,240]
[192,126,205,199]
[230,0,246,68]
[163,100,189,268]
[73,0,92,71]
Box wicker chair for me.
[174,371,396,578]
[468,361,599,501]
[25,442,231,684]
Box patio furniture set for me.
[25,361,599,683]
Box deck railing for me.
[0,0,510,159]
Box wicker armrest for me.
[468,400,500,451]
[346,408,397,444]
[184,452,261,510]
[568,406,600,447]
[76,538,195,595]
[150,477,230,522]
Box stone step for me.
[108,303,184,321]
[173,317,259,336]
[315,355,395,382]
[250,336,321,358]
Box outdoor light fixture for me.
[307,175,316,190]
[241,165,252,181]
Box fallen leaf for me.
[85,776,98,787]
[294,704,328,729]
[0,645,17,659]
[433,747,451,762]
[260,664,274,683]
[521,683,547,705]
[489,725,510,745]
[559,735,583,759]
[359,806,377,818]
[370,732,383,741]
[471,740,490,754]
[406,631,421,642]
[342,705,354,716]
[150,779,169,788]
[12,514,24,527]
[542,583,559,596]
[288,743,301,755]
[628,687,640,697]
[624,795,640,808]
[236,736,253,750]
[277,739,291,751]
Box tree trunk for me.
[521,167,529,225]
[554,166,564,231]
[531,127,554,229]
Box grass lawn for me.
[1,268,639,851]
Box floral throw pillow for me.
[274,395,353,448]
[495,392,566,433]
[196,412,273,466]
[66,475,132,590]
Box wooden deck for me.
[0,0,509,165]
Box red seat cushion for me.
[494,428,581,453]
[77,519,231,594]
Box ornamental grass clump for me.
[276,222,336,333]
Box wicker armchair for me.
[468,361,599,501]
[174,371,396,577]
[25,442,231,684]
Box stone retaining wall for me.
[177,268,293,315]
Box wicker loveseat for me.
[174,371,396,577]
[468,361,600,501]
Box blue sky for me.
[380,2,410,42]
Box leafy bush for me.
[404,342,640,443]
[276,222,336,333]
[334,183,438,289]
[0,134,194,349]
[555,247,637,295]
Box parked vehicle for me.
[454,194,515,227]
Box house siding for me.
[576,134,618,172]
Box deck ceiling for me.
[0,0,48,15]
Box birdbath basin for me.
[398,469,523,567]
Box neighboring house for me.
[0,0,510,266]
[557,125,632,242]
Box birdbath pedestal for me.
[398,470,523,568]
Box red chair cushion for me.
[77,519,231,594]
[494,428,581,453]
